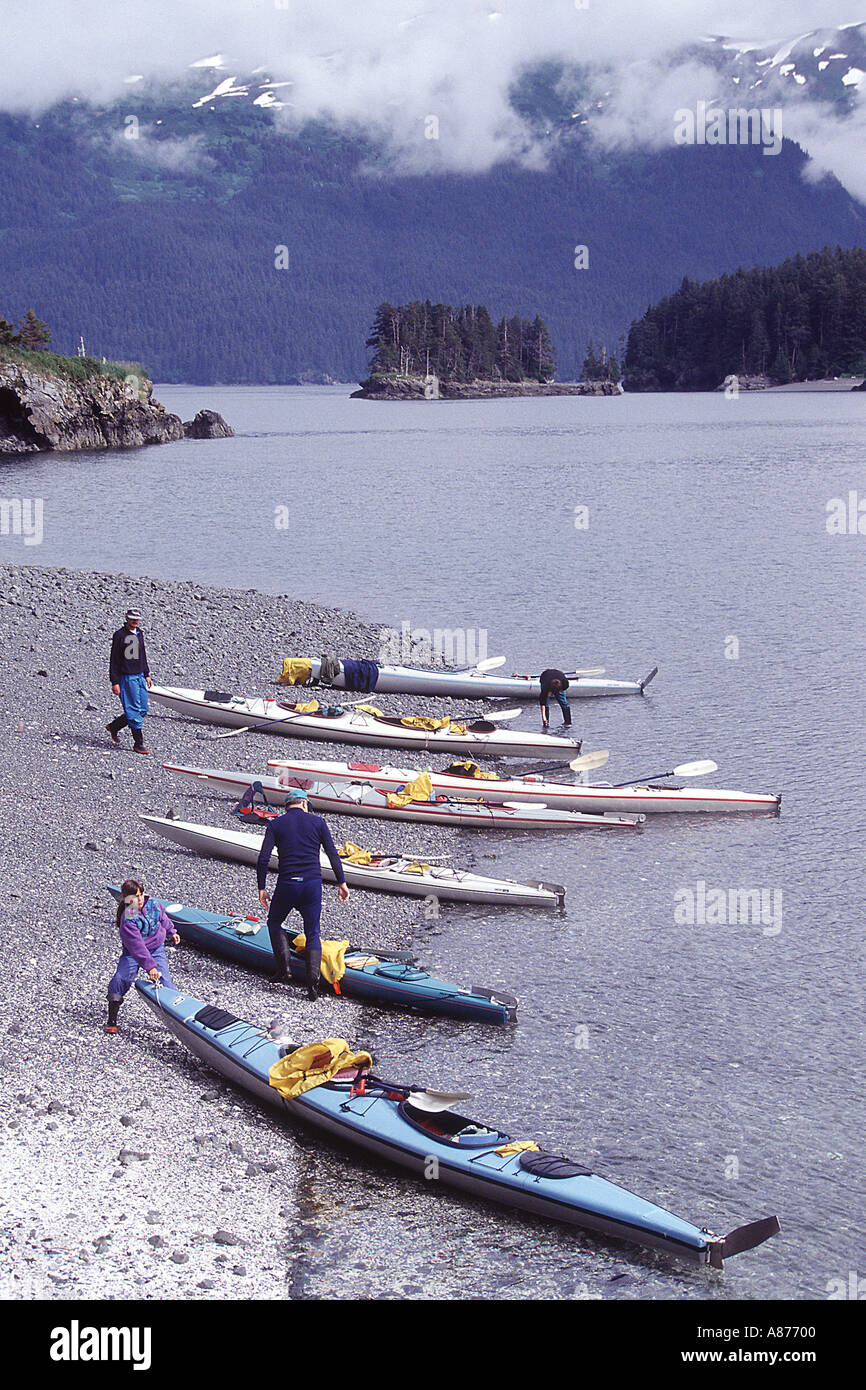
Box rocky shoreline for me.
[351,374,621,400]
[0,564,467,1300]
[0,355,233,455]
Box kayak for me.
[139,814,566,908]
[136,979,780,1268]
[291,658,658,701]
[266,758,783,817]
[148,685,581,758]
[163,762,646,832]
[105,887,516,1023]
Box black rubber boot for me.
[267,923,292,983]
[306,948,322,1000]
[104,998,121,1034]
[131,726,151,754]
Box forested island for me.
[353,300,620,399]
[624,246,866,391]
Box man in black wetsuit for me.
[539,668,571,730]
[256,786,349,999]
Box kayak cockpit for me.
[399,1101,510,1149]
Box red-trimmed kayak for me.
[265,758,782,817]
[136,980,780,1269]
[163,763,646,832]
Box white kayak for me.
[148,685,580,758]
[139,815,566,908]
[265,757,783,816]
[287,658,657,701]
[163,763,645,832]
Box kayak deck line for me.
[136,981,781,1269]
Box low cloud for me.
[2,1,863,193]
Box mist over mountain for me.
[2,6,864,383]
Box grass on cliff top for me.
[0,343,150,384]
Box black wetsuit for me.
[257,809,346,952]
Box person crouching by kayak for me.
[257,786,350,1000]
[105,880,180,1034]
[106,607,153,754]
[539,668,571,730]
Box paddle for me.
[507,748,611,779]
[570,667,606,677]
[471,656,506,672]
[609,759,718,788]
[406,1088,473,1113]
[212,695,372,740]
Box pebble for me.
[0,560,457,1301]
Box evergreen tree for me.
[363,299,558,383]
[0,317,17,344]
[624,247,866,388]
[581,340,599,380]
[17,308,51,350]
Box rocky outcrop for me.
[0,355,233,454]
[182,409,235,439]
[352,374,622,400]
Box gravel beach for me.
[0,563,469,1300]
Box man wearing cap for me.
[106,608,153,754]
[257,786,350,999]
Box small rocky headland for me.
[0,347,233,454]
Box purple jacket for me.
[118,898,174,973]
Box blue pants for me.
[119,673,149,730]
[268,877,323,951]
[542,691,571,725]
[107,943,174,1001]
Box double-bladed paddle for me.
[506,748,611,778]
[608,759,718,788]
[212,694,374,739]
[406,1088,473,1113]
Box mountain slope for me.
[1,86,864,383]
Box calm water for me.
[2,385,864,1299]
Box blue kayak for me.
[135,980,780,1268]
[108,887,516,1024]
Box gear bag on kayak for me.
[268,1038,373,1098]
[279,658,313,686]
[386,771,435,808]
[442,760,497,779]
[232,781,280,825]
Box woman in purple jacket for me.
[105,879,180,1034]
